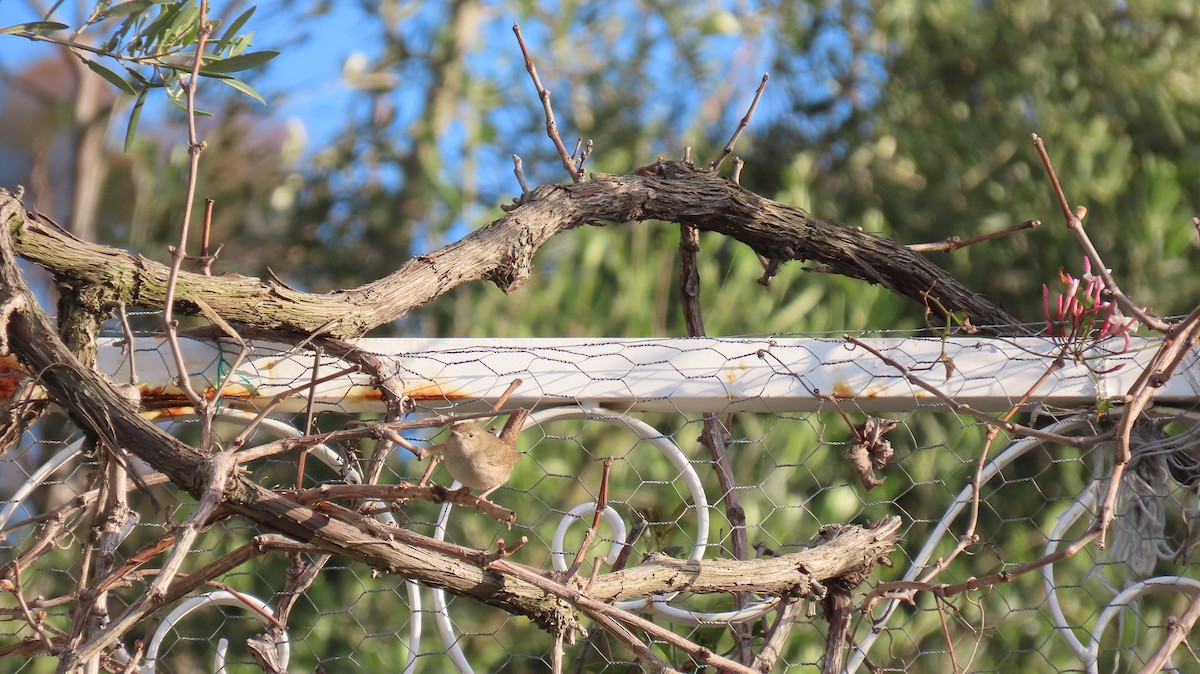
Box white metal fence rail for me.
[77,335,1197,414]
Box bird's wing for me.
[487,448,519,468]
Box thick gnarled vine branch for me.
[3,162,1023,342]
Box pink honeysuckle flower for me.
[1042,258,1139,372]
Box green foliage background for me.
[2,0,1199,671]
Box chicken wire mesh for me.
[2,331,1199,673]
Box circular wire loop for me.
[141,590,290,672]
[429,404,780,673]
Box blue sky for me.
[1,1,873,157]
[1,1,367,147]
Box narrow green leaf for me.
[99,0,155,20]
[166,87,182,107]
[202,50,279,74]
[221,76,266,105]
[135,1,185,51]
[161,62,231,79]
[123,87,148,152]
[216,6,255,52]
[0,21,70,35]
[99,32,121,53]
[85,59,137,95]
[100,2,144,47]
[158,2,200,49]
[164,88,212,116]
[227,32,251,57]
[128,68,151,86]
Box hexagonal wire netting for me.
[2,331,1199,673]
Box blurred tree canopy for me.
[4,0,1195,336]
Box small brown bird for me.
[443,422,521,501]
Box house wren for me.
[443,422,521,501]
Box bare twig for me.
[112,570,288,633]
[678,223,705,334]
[1,503,81,581]
[291,340,412,486]
[563,457,612,581]
[751,595,804,672]
[60,438,102,669]
[1137,593,1200,674]
[711,73,769,172]
[865,526,1102,610]
[907,219,1040,253]
[842,336,1105,447]
[513,24,582,183]
[1099,305,1200,541]
[8,564,54,654]
[513,154,531,196]
[296,348,322,490]
[99,536,302,663]
[609,518,647,573]
[491,536,529,559]
[161,0,215,410]
[583,555,605,596]
[677,224,747,564]
[934,596,960,674]
[756,254,782,286]
[494,378,523,413]
[1031,134,1167,332]
[294,482,516,525]
[0,361,48,459]
[114,301,137,385]
[575,604,676,672]
[197,198,217,275]
[81,445,133,667]
[552,629,564,674]
[228,365,361,452]
[193,323,251,435]
[270,550,331,639]
[93,534,176,595]
[577,138,593,173]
